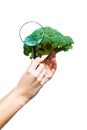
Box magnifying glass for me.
[19,21,44,58]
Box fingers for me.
[35,63,45,76]
[40,77,48,86]
[45,50,57,70]
[49,57,57,76]
[49,50,57,69]
[29,57,41,70]
[48,50,56,62]
[37,68,46,82]
[27,58,46,79]
[27,50,57,86]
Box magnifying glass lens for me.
[19,21,44,58]
[24,27,44,46]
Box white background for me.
[0,0,87,130]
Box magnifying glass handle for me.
[32,46,37,59]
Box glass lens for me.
[19,21,44,46]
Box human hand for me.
[16,50,57,103]
[0,50,57,128]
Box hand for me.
[0,50,57,128]
[0,51,57,128]
[16,50,57,102]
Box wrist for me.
[12,87,28,108]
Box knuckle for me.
[34,75,38,80]
[47,75,51,80]
[37,78,41,83]
[39,82,43,86]
[26,69,32,75]
[37,78,43,86]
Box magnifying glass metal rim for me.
[19,21,44,46]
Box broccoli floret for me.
[23,26,74,58]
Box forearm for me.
[0,88,26,129]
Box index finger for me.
[29,57,41,70]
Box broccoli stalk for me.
[23,26,74,58]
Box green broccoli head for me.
[23,26,74,58]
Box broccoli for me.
[23,26,74,58]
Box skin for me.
[0,50,57,129]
